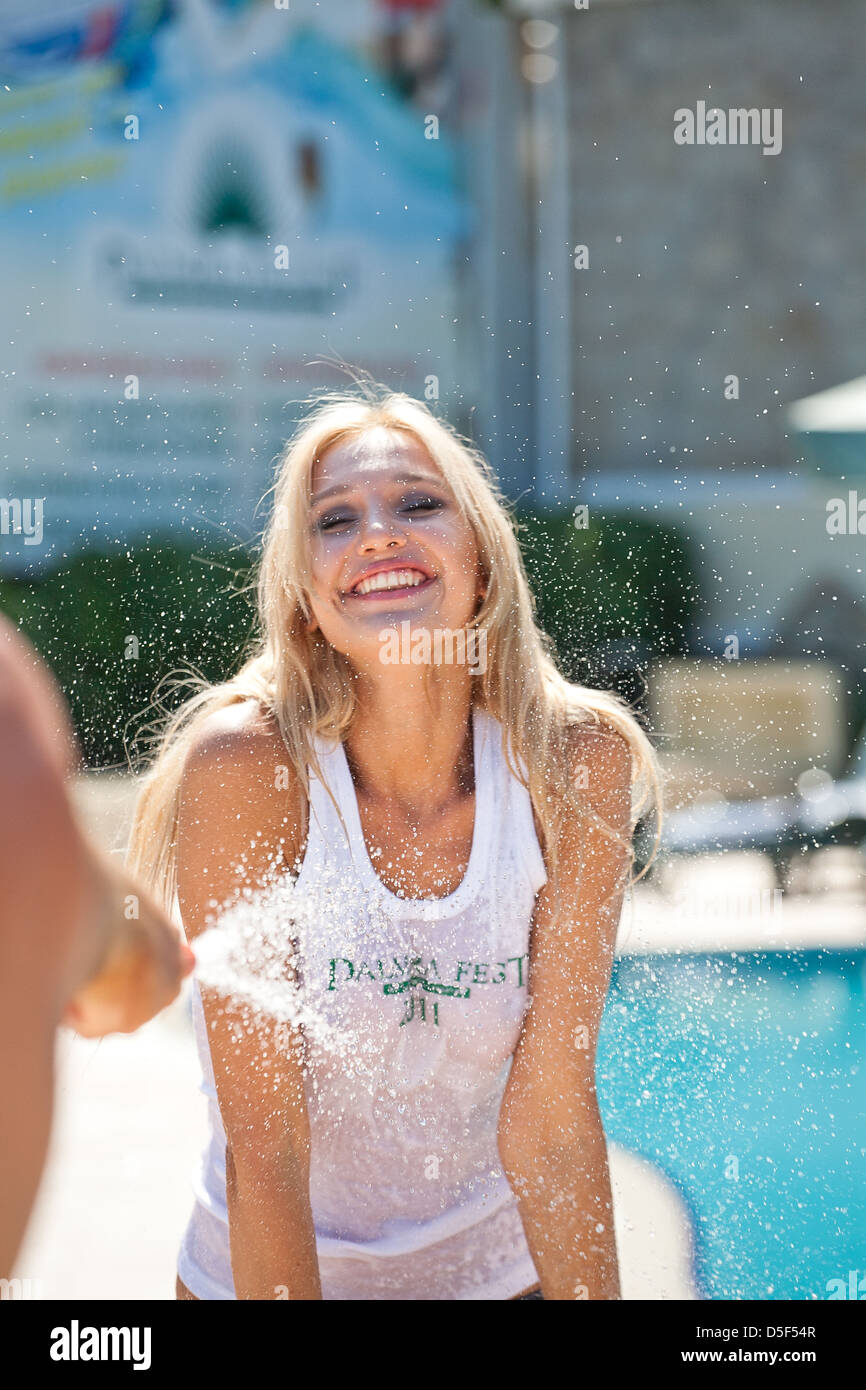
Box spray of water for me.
[191,869,338,1045]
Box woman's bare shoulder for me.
[183,699,305,788]
[187,697,285,760]
[179,699,305,858]
[564,716,631,774]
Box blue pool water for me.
[596,949,866,1300]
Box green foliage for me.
[0,512,701,767]
[513,505,701,685]
[0,540,258,770]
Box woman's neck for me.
[344,671,476,817]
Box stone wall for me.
[564,0,866,477]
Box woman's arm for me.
[497,723,633,1300]
[176,704,322,1300]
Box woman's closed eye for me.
[315,511,354,533]
[400,495,444,515]
[314,496,444,532]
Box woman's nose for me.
[358,515,405,550]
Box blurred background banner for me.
[0,0,468,570]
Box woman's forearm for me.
[504,1114,621,1300]
[226,1149,323,1300]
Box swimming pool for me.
[597,949,865,1300]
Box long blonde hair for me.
[127,381,663,911]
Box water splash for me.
[191,868,347,1053]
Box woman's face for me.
[306,427,484,672]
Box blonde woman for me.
[127,383,661,1301]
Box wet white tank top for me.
[177,705,548,1300]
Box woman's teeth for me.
[352,569,428,596]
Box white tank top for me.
[177,705,548,1300]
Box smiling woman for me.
[126,379,663,1301]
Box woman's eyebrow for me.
[310,472,440,504]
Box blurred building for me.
[455,0,866,748]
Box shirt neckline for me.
[331,705,493,919]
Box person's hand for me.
[61,850,195,1038]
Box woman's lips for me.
[343,574,437,601]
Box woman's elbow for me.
[498,1090,605,1176]
[225,1140,311,1208]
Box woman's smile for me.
[343,563,438,601]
